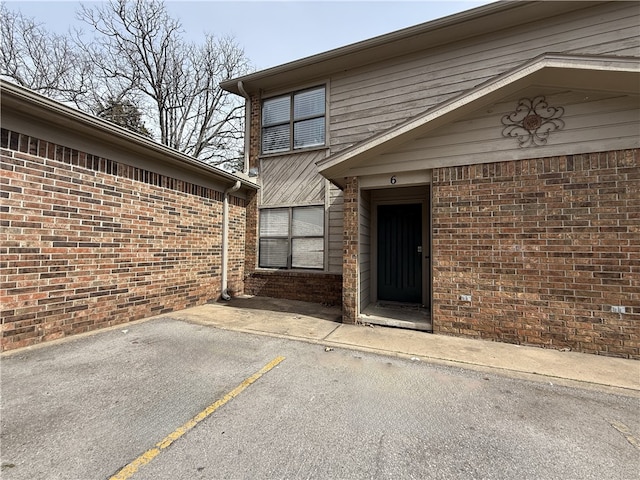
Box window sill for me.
[253,268,333,275]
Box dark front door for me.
[377,203,422,303]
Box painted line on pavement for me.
[110,356,286,480]
[611,421,640,450]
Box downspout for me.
[237,80,251,175]
[221,180,242,300]
[222,82,250,299]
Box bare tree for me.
[78,0,250,170]
[164,35,248,165]
[0,4,92,108]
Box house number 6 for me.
[390,175,397,184]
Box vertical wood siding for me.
[359,189,371,311]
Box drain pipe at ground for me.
[221,180,241,300]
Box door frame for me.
[370,187,430,308]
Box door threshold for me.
[360,303,432,332]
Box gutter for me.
[220,180,242,300]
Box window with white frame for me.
[259,206,324,269]
[262,86,326,154]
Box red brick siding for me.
[1,130,246,351]
[244,271,342,305]
[244,190,258,272]
[342,176,359,324]
[227,196,247,298]
[248,93,261,172]
[432,150,639,358]
[244,94,261,272]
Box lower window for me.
[259,205,324,269]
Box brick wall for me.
[244,271,342,305]
[342,177,359,324]
[248,93,261,174]
[432,149,639,358]
[1,129,246,351]
[244,94,260,274]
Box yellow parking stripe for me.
[611,421,640,450]
[110,356,286,480]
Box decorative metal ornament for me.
[501,96,565,147]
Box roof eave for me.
[220,1,606,96]
[0,80,259,190]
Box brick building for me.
[2,1,638,359]
[221,1,640,358]
[1,81,257,351]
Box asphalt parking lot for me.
[1,316,639,480]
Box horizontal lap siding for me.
[431,149,640,359]
[0,135,245,351]
[370,92,640,171]
[329,2,639,152]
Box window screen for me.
[263,96,290,125]
[259,208,288,236]
[262,96,291,154]
[262,86,325,154]
[292,238,324,269]
[259,239,289,268]
[294,88,325,119]
[294,118,325,149]
[292,206,323,236]
[259,206,324,269]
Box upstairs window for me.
[262,86,325,154]
[259,206,324,269]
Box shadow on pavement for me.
[211,295,342,323]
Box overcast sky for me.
[7,1,494,71]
